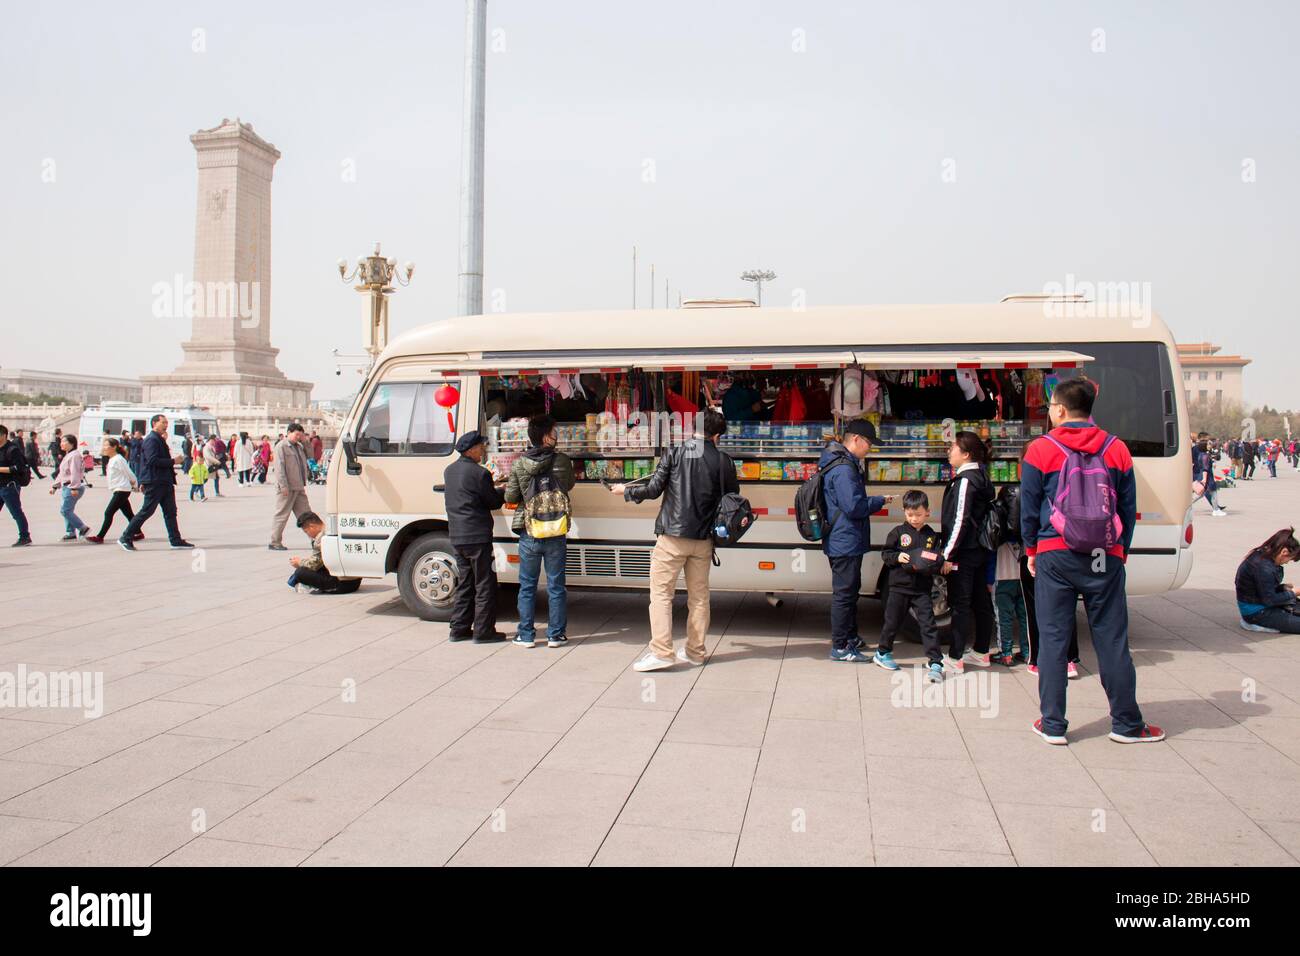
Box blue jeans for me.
[516,534,567,639]
[0,482,30,539]
[1244,605,1300,634]
[60,487,88,535]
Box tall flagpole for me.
[457,0,488,316]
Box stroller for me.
[308,456,328,485]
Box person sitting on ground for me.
[1235,527,1300,634]
[287,511,361,594]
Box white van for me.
[323,300,1193,629]
[79,404,222,461]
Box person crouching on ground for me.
[1236,527,1300,634]
[444,430,508,643]
[877,489,943,680]
[288,511,361,594]
[505,414,575,649]
[609,408,737,672]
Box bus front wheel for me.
[397,532,460,622]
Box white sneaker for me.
[1211,509,1227,517]
[676,647,704,667]
[632,652,675,672]
[962,650,992,668]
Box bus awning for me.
[416,348,1090,377]
[849,349,1093,370]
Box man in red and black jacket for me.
[1019,377,1163,746]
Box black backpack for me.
[977,484,1006,551]
[997,484,1021,545]
[793,459,848,542]
[711,448,755,558]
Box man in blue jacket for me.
[118,414,192,551]
[820,419,894,662]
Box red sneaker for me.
[1026,664,1039,675]
[1109,724,1166,744]
[133,533,145,541]
[1032,718,1067,745]
[85,535,104,544]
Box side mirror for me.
[342,435,361,475]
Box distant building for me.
[0,367,142,404]
[1177,342,1250,407]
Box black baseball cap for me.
[841,419,878,443]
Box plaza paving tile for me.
[0,474,1298,865]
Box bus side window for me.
[357,383,417,455]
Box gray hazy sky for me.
[3,0,1297,405]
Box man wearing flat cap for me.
[818,419,894,662]
[443,430,507,642]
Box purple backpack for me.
[1044,434,1122,553]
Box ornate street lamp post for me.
[740,269,776,306]
[338,242,414,361]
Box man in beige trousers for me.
[608,409,738,671]
[268,422,312,551]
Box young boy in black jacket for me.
[877,490,944,681]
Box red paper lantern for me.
[434,383,460,433]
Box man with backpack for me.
[1020,377,1163,746]
[817,419,894,662]
[609,409,738,672]
[505,415,575,648]
[0,425,33,547]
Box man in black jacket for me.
[25,431,44,480]
[118,414,192,551]
[0,425,32,546]
[609,409,738,671]
[444,430,507,643]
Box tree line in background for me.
[0,392,73,405]
[1187,399,1295,440]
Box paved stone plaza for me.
[1,467,1299,867]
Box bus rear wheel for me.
[397,532,460,622]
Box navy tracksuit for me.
[1020,423,1144,737]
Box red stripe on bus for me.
[599,367,624,373]
[957,362,980,369]
[705,365,730,371]
[750,364,774,370]
[794,363,818,369]
[558,368,580,374]
[1052,361,1078,368]
[1004,362,1028,369]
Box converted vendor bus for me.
[323,300,1193,630]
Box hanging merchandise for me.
[1025,369,1045,408]
[832,369,863,416]
[955,369,985,402]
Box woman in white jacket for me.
[235,432,256,484]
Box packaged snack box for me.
[761,460,783,481]
[624,459,636,479]
[783,461,803,480]
[802,461,819,480]
[606,460,624,480]
[882,460,903,483]
[734,460,745,480]
[866,460,881,482]
[902,460,919,483]
[741,461,762,481]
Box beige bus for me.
[322,299,1193,635]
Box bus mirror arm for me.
[342,435,361,475]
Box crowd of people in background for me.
[0,418,327,554]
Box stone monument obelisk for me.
[142,118,312,410]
